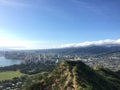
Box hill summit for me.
[28,60,120,90]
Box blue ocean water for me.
[0,57,22,67]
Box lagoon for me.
[0,57,22,67]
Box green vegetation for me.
[95,67,120,89]
[0,62,56,89]
[24,72,48,90]
[25,61,120,90]
[0,63,56,75]
[0,70,25,81]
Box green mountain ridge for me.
[27,61,120,90]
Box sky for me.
[0,0,120,49]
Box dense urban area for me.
[0,46,120,90]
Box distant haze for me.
[0,39,120,50]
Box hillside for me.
[35,45,120,55]
[26,61,120,90]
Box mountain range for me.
[36,45,120,55]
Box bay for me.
[0,57,22,67]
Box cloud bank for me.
[61,39,120,48]
[1,39,120,50]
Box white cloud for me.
[61,39,120,48]
[1,38,120,50]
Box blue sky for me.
[0,0,120,49]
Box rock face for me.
[28,60,120,90]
